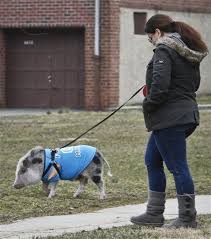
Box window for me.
[134,12,147,35]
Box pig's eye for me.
[20,167,27,174]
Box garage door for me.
[6,28,85,108]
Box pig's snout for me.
[13,182,24,189]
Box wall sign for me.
[24,40,34,45]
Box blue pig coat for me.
[42,145,96,183]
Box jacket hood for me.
[155,33,208,63]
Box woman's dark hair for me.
[145,14,208,52]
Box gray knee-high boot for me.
[163,194,197,228]
[130,190,166,227]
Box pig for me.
[14,145,112,199]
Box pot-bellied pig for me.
[14,145,112,199]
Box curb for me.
[0,104,211,117]
[114,104,211,111]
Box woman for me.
[130,14,208,228]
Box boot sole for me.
[163,221,197,229]
[130,218,164,227]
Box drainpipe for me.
[95,0,100,56]
[94,0,101,109]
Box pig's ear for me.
[30,150,35,157]
[31,146,44,157]
[23,158,30,167]
[32,157,43,164]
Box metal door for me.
[6,28,85,108]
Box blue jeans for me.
[145,124,197,195]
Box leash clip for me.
[50,149,57,161]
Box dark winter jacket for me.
[143,33,208,131]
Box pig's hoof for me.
[99,194,107,200]
[73,193,80,198]
[48,193,56,198]
[44,190,50,195]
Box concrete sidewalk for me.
[0,195,211,239]
[0,108,58,117]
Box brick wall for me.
[0,0,210,109]
[121,0,211,13]
[0,1,95,27]
[99,0,120,109]
[0,30,6,107]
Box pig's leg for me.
[42,182,50,195]
[92,175,106,200]
[48,182,58,198]
[73,176,88,198]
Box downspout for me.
[94,0,101,109]
[95,0,100,56]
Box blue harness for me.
[42,145,96,183]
